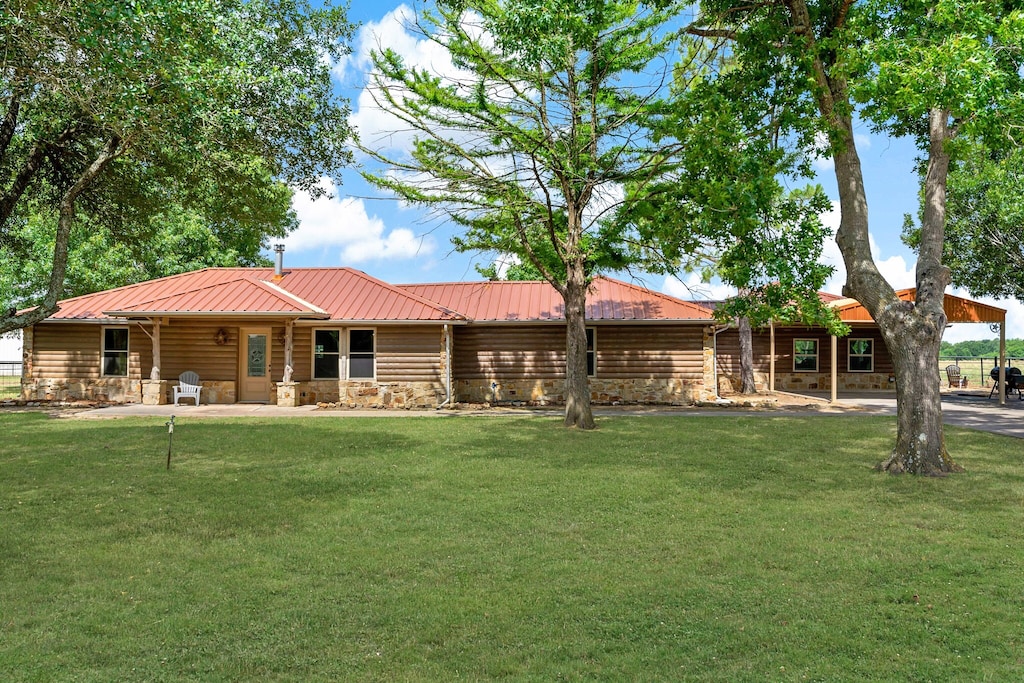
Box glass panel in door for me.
[247,334,267,377]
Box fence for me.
[939,356,1024,389]
[0,360,22,396]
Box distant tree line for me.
[940,339,1024,358]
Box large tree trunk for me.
[738,316,756,394]
[562,259,596,429]
[832,110,957,475]
[783,0,957,474]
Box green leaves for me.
[1,0,354,327]
[362,0,690,287]
[936,141,1024,299]
[850,0,1024,144]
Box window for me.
[349,329,375,379]
[313,329,341,379]
[848,338,874,372]
[102,327,129,376]
[793,339,818,372]
[586,327,596,377]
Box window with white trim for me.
[102,327,129,376]
[586,327,596,377]
[793,339,818,372]
[349,329,375,379]
[848,338,874,372]
[313,329,341,379]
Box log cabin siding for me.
[760,325,894,375]
[597,326,704,380]
[30,323,152,380]
[715,328,772,375]
[286,326,314,381]
[454,324,706,381]
[713,324,897,395]
[454,325,565,380]
[376,326,443,383]
[159,323,239,381]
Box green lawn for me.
[2,412,1022,681]
[0,377,19,399]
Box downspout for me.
[437,323,453,409]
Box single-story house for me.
[19,264,720,407]
[19,264,1007,407]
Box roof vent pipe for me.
[273,244,285,276]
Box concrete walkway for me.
[59,389,1024,439]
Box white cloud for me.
[812,131,835,172]
[344,5,488,156]
[287,177,435,263]
[811,131,872,172]
[662,273,735,302]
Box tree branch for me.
[0,134,123,335]
[0,120,80,229]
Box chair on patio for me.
[945,364,968,388]
[173,371,202,406]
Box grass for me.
[1,412,1022,681]
[0,375,19,399]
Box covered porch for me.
[766,290,1010,405]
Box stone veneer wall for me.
[22,378,239,404]
[456,377,706,405]
[296,380,445,409]
[22,378,144,403]
[773,372,896,392]
[162,381,237,405]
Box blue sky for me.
[0,1,1012,360]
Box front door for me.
[238,328,270,402]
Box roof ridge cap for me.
[256,279,330,315]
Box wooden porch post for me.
[283,319,294,383]
[999,320,1006,407]
[150,318,161,380]
[830,334,838,403]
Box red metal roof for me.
[45,269,714,324]
[104,277,330,317]
[401,277,715,321]
[49,268,465,322]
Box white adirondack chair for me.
[173,371,202,406]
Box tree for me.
[0,0,353,333]
[691,0,1024,474]
[1,158,298,305]
[362,0,842,426]
[361,0,695,429]
[908,142,1024,300]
